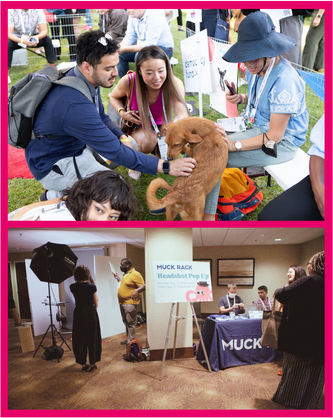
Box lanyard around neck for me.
[245,57,276,124]
[227,296,235,309]
[260,298,271,310]
[19,10,30,36]
[148,92,168,138]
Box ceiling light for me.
[275,239,281,241]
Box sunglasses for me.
[243,59,260,68]
[84,33,113,61]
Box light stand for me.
[33,284,71,362]
[30,241,77,362]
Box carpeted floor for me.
[8,145,33,179]
[7,319,324,413]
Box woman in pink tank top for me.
[110,46,189,179]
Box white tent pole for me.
[195,11,203,118]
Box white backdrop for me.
[24,252,126,340]
[94,256,125,339]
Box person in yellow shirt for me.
[114,258,146,345]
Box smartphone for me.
[225,80,236,95]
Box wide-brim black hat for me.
[223,11,296,63]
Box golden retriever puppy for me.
[146,117,228,220]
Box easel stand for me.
[33,283,71,361]
[159,302,211,381]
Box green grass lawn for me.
[8,14,324,220]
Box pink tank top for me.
[129,72,164,126]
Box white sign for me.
[181,30,212,94]
[209,39,238,118]
[185,9,202,24]
[109,261,116,275]
[261,9,292,33]
[153,261,213,304]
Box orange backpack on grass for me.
[216,168,263,221]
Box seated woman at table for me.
[219,283,245,316]
[215,11,308,169]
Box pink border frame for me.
[2,1,332,417]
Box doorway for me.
[15,262,32,320]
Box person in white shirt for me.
[8,9,56,82]
[117,9,174,78]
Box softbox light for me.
[30,242,78,284]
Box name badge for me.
[157,136,168,160]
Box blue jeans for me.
[117,46,174,79]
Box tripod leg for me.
[159,303,175,381]
[52,325,71,351]
[33,324,52,357]
[191,303,211,372]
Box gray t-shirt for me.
[219,295,244,316]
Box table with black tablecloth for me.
[197,316,282,371]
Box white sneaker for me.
[8,75,11,84]
[128,169,141,180]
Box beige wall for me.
[145,229,193,350]
[193,238,324,314]
[300,236,325,269]
[8,252,33,262]
[107,242,126,257]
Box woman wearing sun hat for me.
[215,11,308,169]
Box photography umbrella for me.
[30,242,78,284]
[30,242,78,361]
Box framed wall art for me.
[217,258,255,286]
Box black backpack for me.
[8,65,92,150]
[123,339,144,362]
[43,344,64,362]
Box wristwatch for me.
[162,160,170,174]
[235,141,243,152]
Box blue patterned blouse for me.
[245,57,309,147]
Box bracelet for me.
[120,138,131,143]
[117,107,125,115]
[238,94,244,105]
